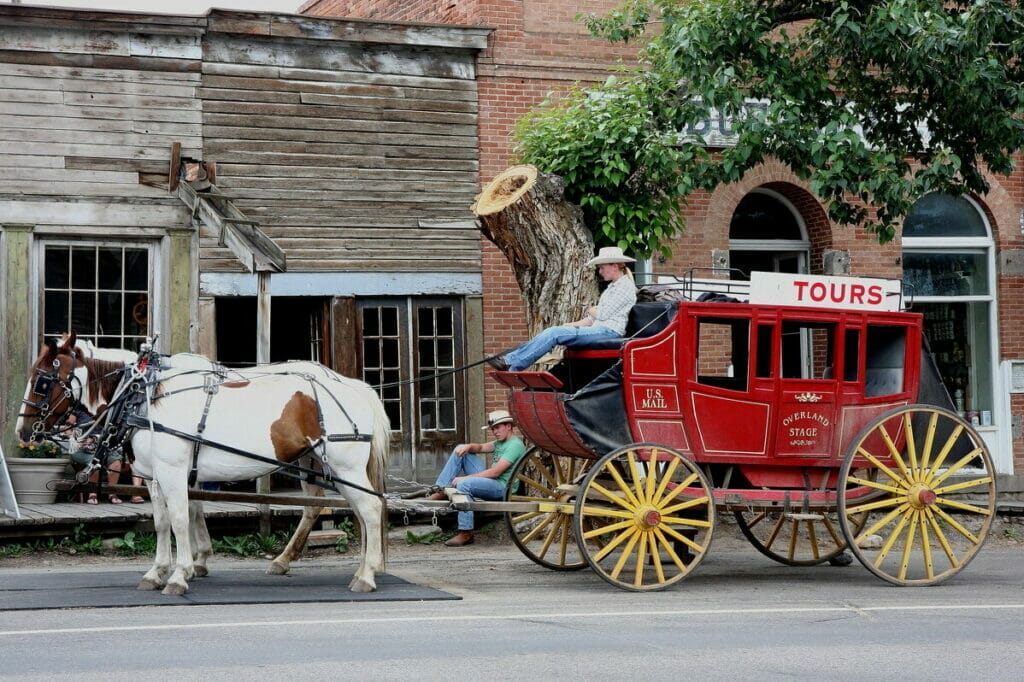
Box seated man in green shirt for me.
[429,409,527,547]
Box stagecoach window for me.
[864,326,906,398]
[40,243,151,350]
[756,324,773,378]
[780,320,835,380]
[844,329,860,382]
[696,318,749,392]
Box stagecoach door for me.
[357,298,466,487]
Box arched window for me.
[729,189,809,279]
[902,194,996,425]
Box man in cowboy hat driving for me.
[428,409,527,547]
[488,246,637,372]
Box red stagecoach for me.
[490,271,996,591]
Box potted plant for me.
[6,440,71,504]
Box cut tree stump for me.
[473,165,598,334]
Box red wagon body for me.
[491,272,996,590]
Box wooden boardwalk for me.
[0,500,310,541]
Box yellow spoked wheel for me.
[505,448,593,571]
[838,405,996,586]
[573,443,714,591]
[734,504,868,567]
[734,469,871,567]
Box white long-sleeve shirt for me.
[593,276,636,335]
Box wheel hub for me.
[908,484,937,509]
[635,506,662,529]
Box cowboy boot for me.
[444,530,474,547]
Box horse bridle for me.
[20,353,84,441]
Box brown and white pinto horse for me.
[18,332,391,595]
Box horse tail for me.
[365,387,391,566]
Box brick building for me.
[302,1,1024,484]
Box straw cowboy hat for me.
[482,409,514,429]
[586,246,636,267]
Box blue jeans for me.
[435,451,509,531]
[504,325,620,371]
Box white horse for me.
[18,332,391,595]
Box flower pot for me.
[6,457,70,504]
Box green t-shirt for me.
[494,436,527,486]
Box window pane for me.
[730,193,802,240]
[436,308,453,336]
[436,341,454,367]
[71,291,95,331]
[418,339,435,368]
[71,247,96,289]
[44,247,69,289]
[920,302,991,414]
[903,194,986,238]
[439,400,455,430]
[420,401,436,430]
[97,248,123,290]
[124,294,148,336]
[363,340,380,368]
[381,308,398,336]
[362,308,379,336]
[418,307,434,336]
[382,338,399,366]
[44,291,68,334]
[98,292,122,335]
[902,252,988,296]
[124,249,148,290]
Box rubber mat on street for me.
[0,568,460,610]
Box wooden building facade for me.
[0,5,491,484]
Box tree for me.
[478,0,1022,332]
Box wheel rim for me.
[838,405,996,586]
[505,448,592,571]
[574,443,714,591]
[734,469,870,567]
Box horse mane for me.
[80,356,127,407]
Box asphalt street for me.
[1,527,1022,680]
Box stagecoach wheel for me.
[574,443,714,591]
[505,448,593,571]
[838,405,996,586]
[733,476,871,567]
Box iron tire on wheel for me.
[838,404,996,586]
[505,447,592,571]
[573,443,714,591]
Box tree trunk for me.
[473,165,598,336]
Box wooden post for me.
[256,271,272,535]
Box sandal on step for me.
[130,496,145,504]
[109,495,123,504]
[87,495,99,505]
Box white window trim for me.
[902,197,1007,473]
[32,236,164,351]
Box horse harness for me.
[88,353,383,499]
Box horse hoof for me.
[348,578,376,593]
[162,583,188,596]
[137,579,162,591]
[193,565,209,578]
[266,561,289,576]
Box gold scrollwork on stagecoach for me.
[794,392,823,403]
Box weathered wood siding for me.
[0,9,204,210]
[200,13,487,273]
